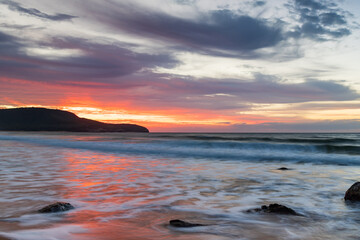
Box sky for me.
[0,0,360,132]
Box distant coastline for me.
[0,107,149,133]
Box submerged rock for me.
[277,167,291,171]
[169,219,204,228]
[38,202,74,213]
[247,203,299,216]
[345,182,360,201]
[0,235,12,240]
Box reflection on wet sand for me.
[62,151,178,240]
[59,151,282,240]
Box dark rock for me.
[38,202,74,213]
[169,219,204,228]
[247,203,299,216]
[345,182,360,201]
[262,204,298,215]
[0,235,12,240]
[277,167,290,170]
[0,108,149,132]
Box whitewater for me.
[0,132,359,239]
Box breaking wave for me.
[1,133,360,166]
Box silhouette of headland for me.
[0,108,149,132]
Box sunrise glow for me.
[1,0,360,132]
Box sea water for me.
[0,132,360,240]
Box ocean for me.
[0,132,359,240]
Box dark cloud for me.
[91,4,283,57]
[81,0,353,59]
[157,75,360,104]
[92,72,360,111]
[0,30,15,42]
[290,0,351,40]
[1,0,76,21]
[253,1,266,7]
[0,31,178,83]
[1,28,357,110]
[295,0,326,10]
[299,22,350,39]
[320,12,346,26]
[0,31,24,55]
